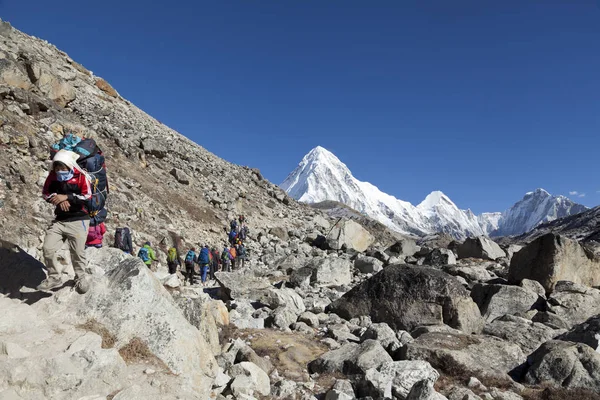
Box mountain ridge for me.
[281,146,587,239]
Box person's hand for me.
[59,201,71,212]
[50,194,68,205]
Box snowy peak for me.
[418,191,454,209]
[281,148,588,239]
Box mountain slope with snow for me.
[281,146,587,239]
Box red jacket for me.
[42,170,91,222]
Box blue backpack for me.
[138,247,150,262]
[185,251,195,263]
[199,248,210,264]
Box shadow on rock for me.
[0,241,50,304]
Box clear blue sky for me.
[2,1,599,213]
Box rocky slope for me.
[281,147,587,239]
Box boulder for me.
[306,256,352,287]
[298,311,320,328]
[457,236,506,261]
[288,266,313,289]
[260,288,305,315]
[34,249,218,395]
[169,168,190,185]
[483,315,566,354]
[545,282,600,328]
[442,264,496,283]
[556,314,600,351]
[354,254,384,274]
[327,265,484,333]
[470,283,541,322]
[360,323,402,355]
[36,70,76,107]
[269,227,289,240]
[228,361,270,397]
[386,238,419,258]
[359,360,440,400]
[142,138,168,158]
[0,59,31,90]
[522,340,600,391]
[406,379,447,400]
[214,271,272,301]
[308,340,392,375]
[508,234,600,293]
[325,389,354,400]
[423,248,456,266]
[402,332,525,380]
[326,219,375,252]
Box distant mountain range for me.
[281,146,588,239]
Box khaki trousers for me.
[43,219,90,278]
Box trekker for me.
[238,215,245,227]
[86,222,106,248]
[238,224,249,242]
[137,241,157,268]
[114,226,133,254]
[167,247,181,275]
[198,245,211,286]
[229,245,237,270]
[184,248,197,285]
[230,219,238,231]
[210,247,220,279]
[237,243,247,269]
[38,150,92,294]
[228,229,238,246]
[221,246,233,272]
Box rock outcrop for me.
[509,234,600,292]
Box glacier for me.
[281,146,587,239]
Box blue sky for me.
[2,1,599,213]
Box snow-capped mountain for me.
[490,188,588,237]
[281,146,587,239]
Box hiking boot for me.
[37,275,63,291]
[74,275,90,294]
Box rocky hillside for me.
[0,19,331,261]
[3,19,600,400]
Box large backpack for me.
[114,227,131,252]
[199,248,210,264]
[229,230,237,242]
[185,250,195,264]
[51,134,109,218]
[221,250,231,263]
[138,247,150,262]
[167,248,177,263]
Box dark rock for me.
[327,265,484,333]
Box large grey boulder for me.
[483,315,566,354]
[328,265,484,333]
[556,314,600,351]
[522,340,600,391]
[228,361,271,398]
[326,219,375,252]
[402,332,524,380]
[457,236,506,261]
[308,340,392,375]
[214,271,272,301]
[359,360,440,399]
[508,234,600,293]
[305,256,352,287]
[470,283,541,322]
[355,254,384,274]
[545,282,600,328]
